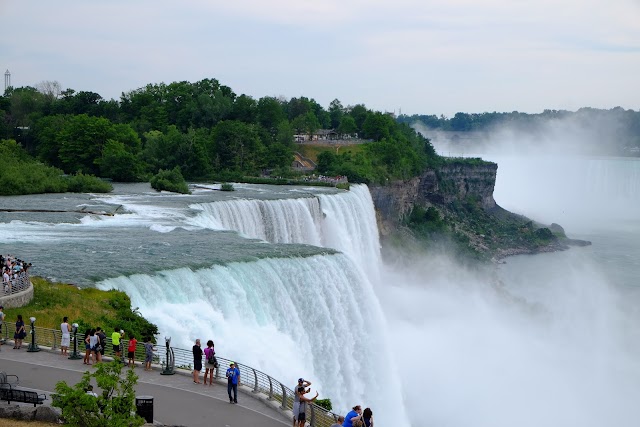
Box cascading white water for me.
[189,197,323,246]
[188,184,382,273]
[98,253,408,426]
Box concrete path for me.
[0,345,289,427]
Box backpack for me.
[207,349,218,367]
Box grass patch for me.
[2,277,158,342]
[296,143,367,162]
[0,420,58,427]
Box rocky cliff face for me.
[368,161,586,260]
[369,162,498,233]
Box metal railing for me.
[0,324,342,427]
[1,272,31,296]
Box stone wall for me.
[0,282,34,308]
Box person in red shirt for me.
[127,334,138,368]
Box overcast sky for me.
[1,0,639,116]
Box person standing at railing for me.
[13,314,26,349]
[0,305,5,350]
[293,378,312,427]
[111,327,124,361]
[331,416,345,427]
[342,405,363,427]
[127,334,138,368]
[226,361,240,404]
[60,316,71,357]
[296,386,319,427]
[362,408,374,427]
[2,269,9,293]
[83,329,92,364]
[192,339,203,384]
[203,340,216,386]
[96,327,106,362]
[143,337,155,371]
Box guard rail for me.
[1,272,30,296]
[0,324,342,427]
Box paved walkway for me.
[0,344,289,427]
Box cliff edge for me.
[369,159,589,261]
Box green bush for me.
[65,173,113,193]
[150,167,190,194]
[220,182,235,191]
[315,398,333,411]
[53,361,145,427]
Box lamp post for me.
[68,323,82,360]
[160,336,174,375]
[27,317,40,352]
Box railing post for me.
[268,375,274,400]
[280,383,287,410]
[310,404,316,427]
[252,368,259,393]
[51,330,57,350]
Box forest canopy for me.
[0,79,439,188]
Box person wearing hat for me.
[293,378,312,427]
[226,361,241,404]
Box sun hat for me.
[230,362,235,366]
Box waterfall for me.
[98,253,407,425]
[188,184,382,271]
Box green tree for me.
[329,99,344,129]
[256,97,286,133]
[53,361,145,427]
[58,114,114,174]
[99,140,143,182]
[291,111,321,139]
[210,120,264,173]
[337,115,357,136]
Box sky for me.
[1,0,639,117]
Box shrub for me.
[315,398,333,411]
[220,183,235,191]
[150,167,190,194]
[65,173,113,193]
[53,361,145,427]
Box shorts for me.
[61,336,70,347]
[194,360,202,371]
[113,344,120,353]
[85,343,90,350]
[128,351,135,359]
[145,353,152,363]
[298,412,306,422]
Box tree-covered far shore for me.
[0,78,440,191]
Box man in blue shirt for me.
[226,361,241,404]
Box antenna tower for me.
[4,70,10,93]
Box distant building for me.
[294,129,358,143]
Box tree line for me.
[398,108,640,139]
[0,79,439,189]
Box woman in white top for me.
[60,317,71,356]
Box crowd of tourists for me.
[1,254,32,294]
[300,174,349,185]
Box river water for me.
[1,157,638,426]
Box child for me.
[127,334,138,368]
[143,337,155,371]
